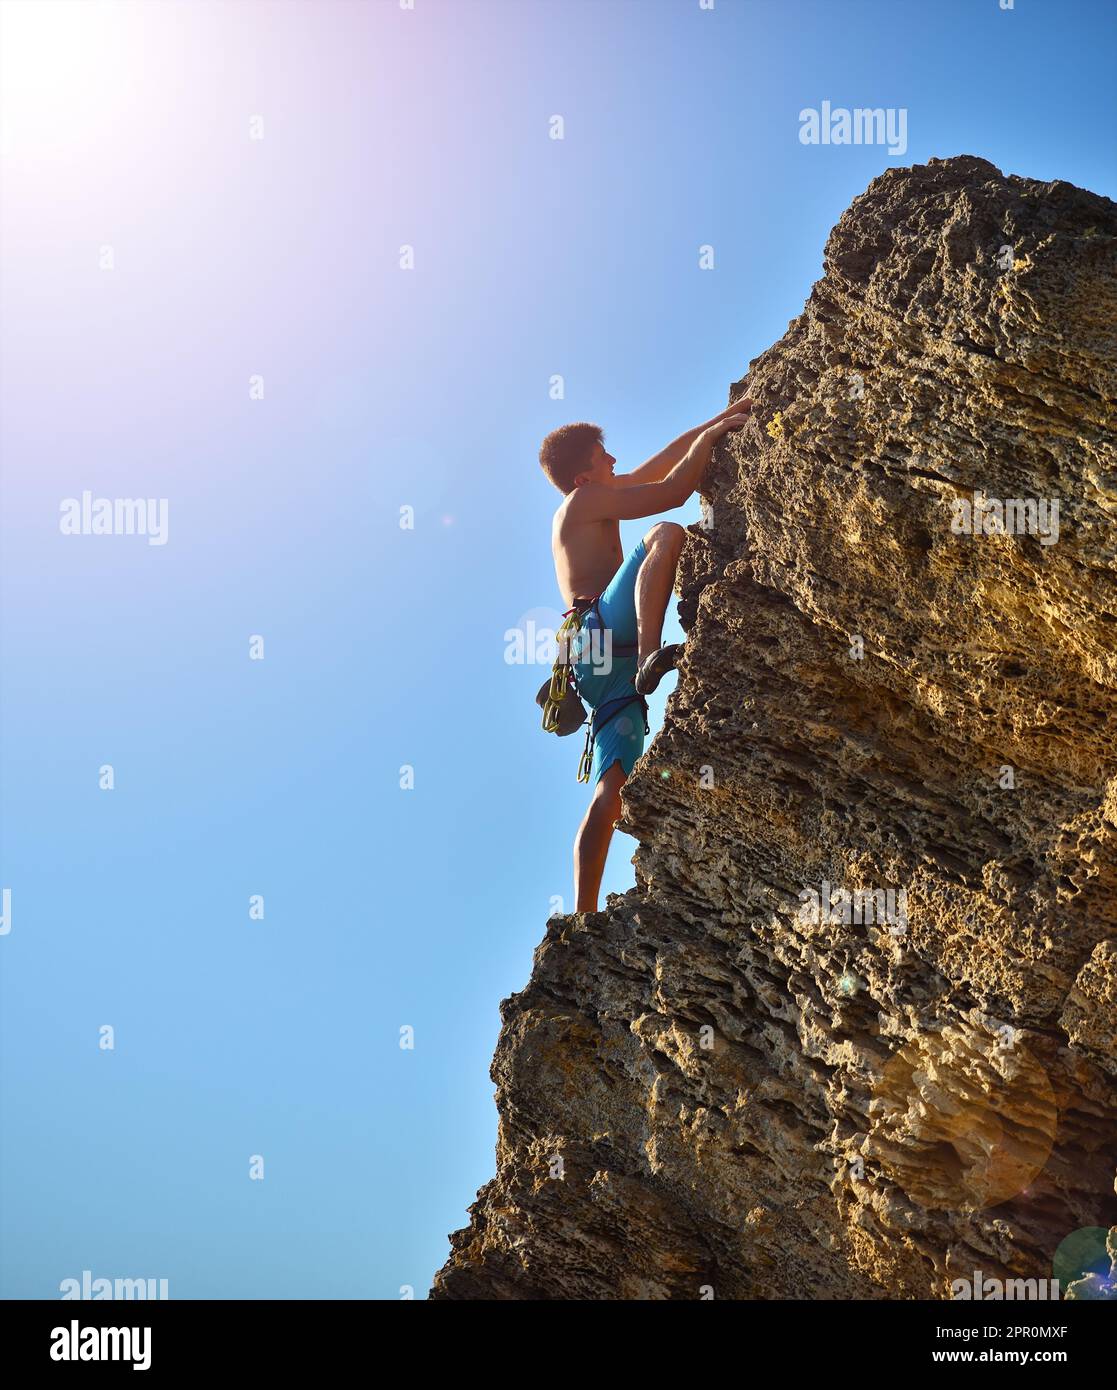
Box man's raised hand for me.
[706,407,753,439]
[710,395,753,424]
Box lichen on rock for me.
[431,157,1117,1301]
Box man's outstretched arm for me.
[575,407,753,522]
[615,395,751,488]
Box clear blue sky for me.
[1,0,1114,1299]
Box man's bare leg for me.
[574,525,685,910]
[574,760,626,912]
[634,521,685,692]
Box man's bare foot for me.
[635,643,683,695]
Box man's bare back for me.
[552,504,623,606]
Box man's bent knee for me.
[643,520,685,551]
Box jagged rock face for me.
[432,157,1117,1300]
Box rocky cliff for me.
[433,157,1117,1300]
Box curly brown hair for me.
[538,422,603,494]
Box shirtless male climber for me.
[539,397,752,913]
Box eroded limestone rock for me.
[432,157,1117,1301]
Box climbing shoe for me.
[634,644,683,696]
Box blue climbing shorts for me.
[570,538,647,786]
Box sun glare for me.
[0,0,135,154]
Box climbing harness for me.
[574,690,650,783]
[537,596,650,783]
